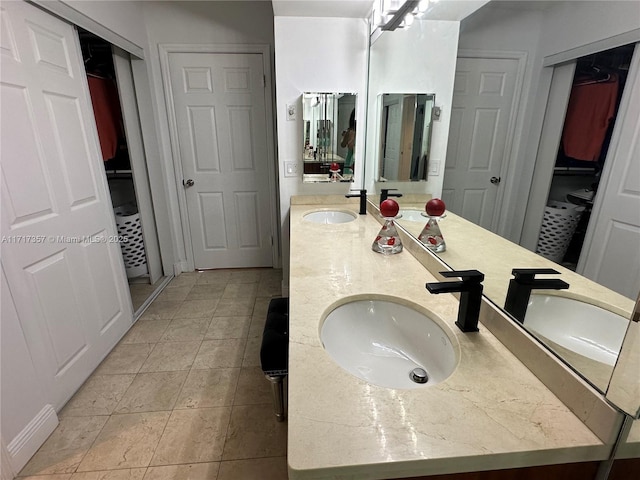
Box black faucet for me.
[504,268,569,323]
[345,189,367,215]
[380,188,403,203]
[426,270,484,333]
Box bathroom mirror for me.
[363,1,640,414]
[302,92,357,183]
[377,93,435,182]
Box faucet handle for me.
[441,270,485,283]
[511,268,560,280]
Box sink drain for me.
[410,367,429,384]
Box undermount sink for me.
[398,209,427,222]
[320,297,458,389]
[524,295,628,366]
[303,210,357,224]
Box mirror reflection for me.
[302,92,356,183]
[378,93,435,182]
[364,0,639,409]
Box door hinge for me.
[270,235,273,246]
[261,75,266,88]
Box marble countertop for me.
[288,199,610,480]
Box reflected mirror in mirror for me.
[363,0,640,415]
[378,93,435,182]
[302,92,356,183]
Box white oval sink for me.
[321,298,458,389]
[303,210,357,224]
[525,295,628,366]
[398,209,426,222]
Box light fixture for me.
[380,0,419,31]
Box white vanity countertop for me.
[288,199,609,480]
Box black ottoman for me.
[260,297,289,421]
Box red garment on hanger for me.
[561,74,619,162]
[87,76,122,161]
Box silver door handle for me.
[490,176,501,185]
[183,179,195,187]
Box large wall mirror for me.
[364,1,640,417]
[377,93,435,182]
[302,92,357,183]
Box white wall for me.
[142,1,276,272]
[274,16,369,289]
[364,20,460,195]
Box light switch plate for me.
[286,104,296,121]
[429,160,440,175]
[285,161,298,177]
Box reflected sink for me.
[303,210,357,224]
[398,209,427,222]
[525,295,628,366]
[321,298,458,389]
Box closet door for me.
[0,1,133,409]
[579,45,640,299]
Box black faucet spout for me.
[426,270,484,333]
[345,189,367,215]
[504,268,569,323]
[380,189,403,203]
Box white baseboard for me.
[6,404,58,474]
[1,437,15,480]
[173,262,182,276]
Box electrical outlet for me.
[285,161,298,177]
[429,160,440,175]
[286,104,296,121]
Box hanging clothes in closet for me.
[87,73,123,162]
[561,71,619,162]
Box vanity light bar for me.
[381,0,419,31]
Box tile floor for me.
[18,269,288,480]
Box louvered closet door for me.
[0,0,133,409]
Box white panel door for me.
[580,46,640,299]
[382,102,401,180]
[443,57,519,230]
[167,53,273,269]
[0,1,132,409]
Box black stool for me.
[260,297,289,421]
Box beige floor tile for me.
[149,408,231,466]
[60,375,136,417]
[156,286,192,302]
[77,412,170,472]
[175,368,239,409]
[70,468,147,480]
[221,404,287,460]
[217,457,288,480]
[193,339,246,369]
[19,475,72,480]
[159,318,210,342]
[139,342,200,373]
[185,284,226,300]
[195,270,231,285]
[204,316,251,340]
[221,283,257,300]
[256,279,282,298]
[94,344,154,375]
[114,371,188,414]
[20,416,109,476]
[143,463,219,480]
[131,295,150,313]
[260,269,283,282]
[173,299,218,319]
[242,336,262,367]
[213,299,254,317]
[233,367,272,406]
[120,320,170,345]
[138,301,182,321]
[165,275,197,289]
[252,297,272,318]
[248,315,266,338]
[228,270,261,284]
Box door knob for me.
[490,176,501,185]
[183,179,195,187]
